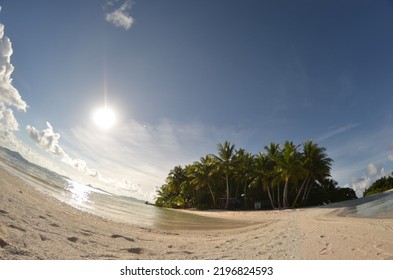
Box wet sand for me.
[1,165,393,260]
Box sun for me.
[92,106,117,130]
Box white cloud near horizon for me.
[367,163,378,177]
[26,122,100,178]
[105,0,134,30]
[69,119,214,185]
[342,163,386,198]
[329,125,393,197]
[25,121,157,200]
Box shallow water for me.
[2,161,251,230]
[341,191,393,219]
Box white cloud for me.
[0,20,28,149]
[26,122,66,157]
[25,121,153,200]
[63,117,250,201]
[0,24,27,112]
[346,163,389,198]
[105,0,134,30]
[0,104,19,131]
[345,176,372,198]
[69,119,208,185]
[25,122,100,176]
[367,163,378,177]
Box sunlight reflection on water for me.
[23,172,250,230]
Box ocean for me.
[0,147,250,230]
[340,190,393,219]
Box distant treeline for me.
[363,174,393,196]
[155,140,357,210]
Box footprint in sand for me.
[67,237,79,243]
[0,238,9,248]
[39,234,49,241]
[124,247,143,254]
[9,224,27,232]
[111,234,135,242]
[319,243,333,255]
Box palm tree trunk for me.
[304,181,315,203]
[302,182,309,202]
[283,179,289,208]
[292,177,309,208]
[277,184,281,209]
[266,185,275,209]
[225,172,230,209]
[207,183,216,208]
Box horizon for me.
[1,0,393,200]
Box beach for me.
[1,165,393,260]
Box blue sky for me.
[1,0,393,200]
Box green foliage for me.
[306,179,357,206]
[363,175,393,196]
[155,140,346,210]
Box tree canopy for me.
[155,140,357,210]
[363,174,393,197]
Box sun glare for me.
[92,106,117,130]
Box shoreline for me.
[1,165,393,260]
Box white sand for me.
[1,165,393,260]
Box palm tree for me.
[298,140,333,206]
[163,165,190,208]
[233,149,254,209]
[155,140,334,210]
[264,142,281,207]
[275,141,305,208]
[191,155,217,208]
[214,141,236,209]
[252,152,276,209]
[233,149,254,197]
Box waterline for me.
[340,190,393,219]
[4,161,251,230]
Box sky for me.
[1,0,393,200]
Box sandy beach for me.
[1,165,393,260]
